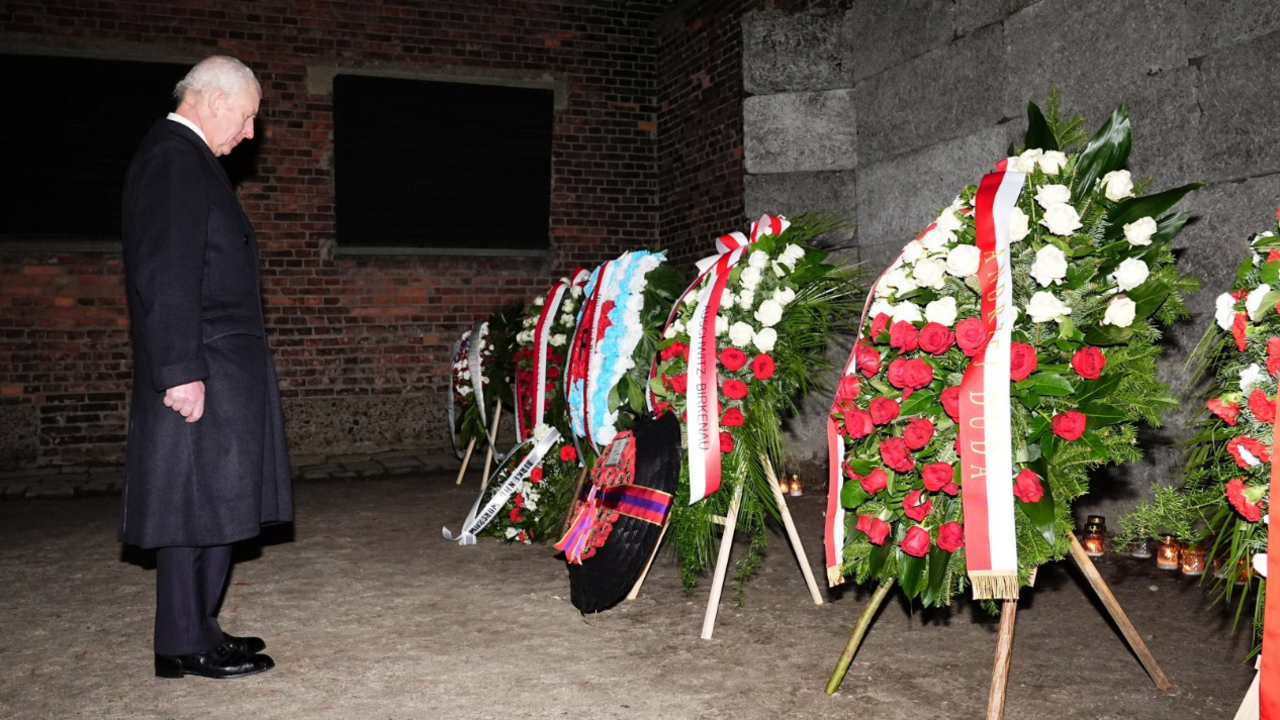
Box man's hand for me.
[163,381,206,423]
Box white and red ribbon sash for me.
[1258,395,1280,719]
[528,281,568,439]
[960,161,1026,600]
[566,264,607,449]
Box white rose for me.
[715,315,728,336]
[737,289,756,309]
[720,289,735,307]
[1029,244,1069,287]
[1102,170,1134,201]
[945,244,981,277]
[1039,150,1068,176]
[911,257,948,290]
[868,298,895,318]
[900,242,925,264]
[532,296,545,306]
[673,320,686,334]
[663,325,677,339]
[1123,216,1157,246]
[935,210,964,234]
[891,301,923,324]
[550,333,567,347]
[458,385,472,396]
[755,299,784,327]
[740,265,762,289]
[1009,153,1038,174]
[1040,203,1083,236]
[1026,291,1073,324]
[1034,184,1071,210]
[1241,363,1264,393]
[1102,296,1137,327]
[748,250,769,269]
[781,244,806,264]
[883,267,918,296]
[1008,207,1030,242]
[683,291,698,305]
[570,286,584,298]
[1247,284,1273,320]
[729,321,755,347]
[773,287,796,306]
[561,299,575,312]
[924,296,958,326]
[919,227,953,252]
[1215,292,1238,331]
[771,260,787,277]
[1112,258,1150,292]
[752,327,777,353]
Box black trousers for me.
[154,545,231,655]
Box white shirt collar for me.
[166,112,208,145]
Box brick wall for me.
[0,0,663,470]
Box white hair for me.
[174,55,261,102]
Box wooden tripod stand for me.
[454,401,503,486]
[826,534,1173,719]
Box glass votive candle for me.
[1128,539,1154,559]
[1156,535,1181,570]
[789,474,803,497]
[1081,515,1107,558]
[1180,545,1208,576]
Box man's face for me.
[208,85,259,157]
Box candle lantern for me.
[789,474,803,497]
[1155,534,1181,570]
[1128,539,1153,559]
[1081,515,1107,558]
[1180,544,1208,576]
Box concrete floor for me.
[0,472,1259,720]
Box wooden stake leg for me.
[626,520,670,601]
[1067,533,1174,692]
[701,484,744,640]
[480,402,502,489]
[763,458,824,606]
[559,464,592,535]
[825,580,894,694]
[985,599,1018,720]
[454,438,477,486]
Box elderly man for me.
[120,55,292,679]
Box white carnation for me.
[912,257,948,290]
[945,244,981,277]
[1215,292,1238,331]
[1112,258,1150,292]
[561,299,575,312]
[752,327,777,353]
[1102,296,1137,327]
[748,250,769,269]
[549,333,567,347]
[1247,284,1273,320]
[1123,216,1157,246]
[1241,363,1264,393]
[1034,184,1071,210]
[1039,150,1068,176]
[740,265,762,289]
[729,321,755,348]
[1008,207,1030,242]
[935,210,964,234]
[924,296,958,326]
[1030,244,1069,287]
[1039,203,1083,236]
[1026,291,1073,324]
[1102,170,1134,201]
[755,299,784,327]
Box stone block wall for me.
[741,0,1280,518]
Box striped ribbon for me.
[1261,395,1280,718]
[555,483,673,564]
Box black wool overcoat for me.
[118,119,292,549]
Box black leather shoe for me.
[155,642,274,679]
[222,632,266,655]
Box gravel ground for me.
[0,471,1259,719]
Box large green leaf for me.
[1024,101,1059,152]
[1083,323,1134,346]
[1016,372,1075,396]
[1128,279,1171,321]
[1018,460,1057,546]
[841,482,869,509]
[897,548,927,599]
[1071,105,1132,205]
[921,543,953,607]
[867,536,893,577]
[1254,288,1280,323]
[1081,401,1126,427]
[1262,260,1280,287]
[1074,373,1123,405]
[899,389,939,418]
[1103,183,1203,241]
[845,457,875,476]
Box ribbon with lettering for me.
[466,319,492,444]
[448,333,468,458]
[442,426,562,546]
[959,161,1026,600]
[566,264,607,452]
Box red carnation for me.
[842,409,875,439]
[720,347,747,371]
[1233,312,1249,352]
[859,467,888,494]
[530,467,543,484]
[722,379,748,399]
[937,521,964,552]
[509,507,522,522]
[889,321,920,353]
[880,437,916,473]
[922,462,954,493]
[1271,249,1280,262]
[940,386,961,422]
[870,313,891,344]
[559,445,577,462]
[855,515,891,545]
[856,342,882,378]
[1051,411,1087,441]
[1207,397,1241,426]
[902,489,932,521]
[869,396,901,425]
[750,353,775,380]
[918,322,955,356]
[1071,346,1106,380]
[670,373,688,394]
[1250,388,1276,424]
[720,407,745,428]
[1225,477,1264,522]
[902,417,935,450]
[1227,436,1271,468]
[887,357,934,390]
[837,374,861,402]
[720,431,735,453]
[899,525,931,557]
[1013,468,1044,503]
[954,316,989,357]
[1010,343,1038,381]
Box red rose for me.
[842,409,875,439]
[940,386,961,422]
[870,313,891,344]
[722,379,748,399]
[888,358,934,390]
[937,521,964,552]
[1012,468,1044,503]
[869,396,900,425]
[902,489,932,521]
[859,467,888,494]
[889,321,920,353]
[922,462,954,493]
[559,445,577,462]
[670,373,688,394]
[1249,388,1276,424]
[1233,312,1249,352]
[879,437,915,473]
[750,354,775,380]
[917,322,955,356]
[954,316,989,357]
[1207,397,1241,426]
[1225,477,1263,522]
[547,366,561,379]
[899,525,931,557]
[720,347,747,371]
[661,342,686,362]
[1268,337,1280,376]
[508,507,522,522]
[1071,346,1106,380]
[856,342,882,378]
[720,431,735,453]
[837,374,862,402]
[902,417,935,450]
[1227,436,1271,468]
[530,467,544,484]
[855,515,891,545]
[1010,343,1037,382]
[721,407,745,427]
[1051,411,1086,441]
